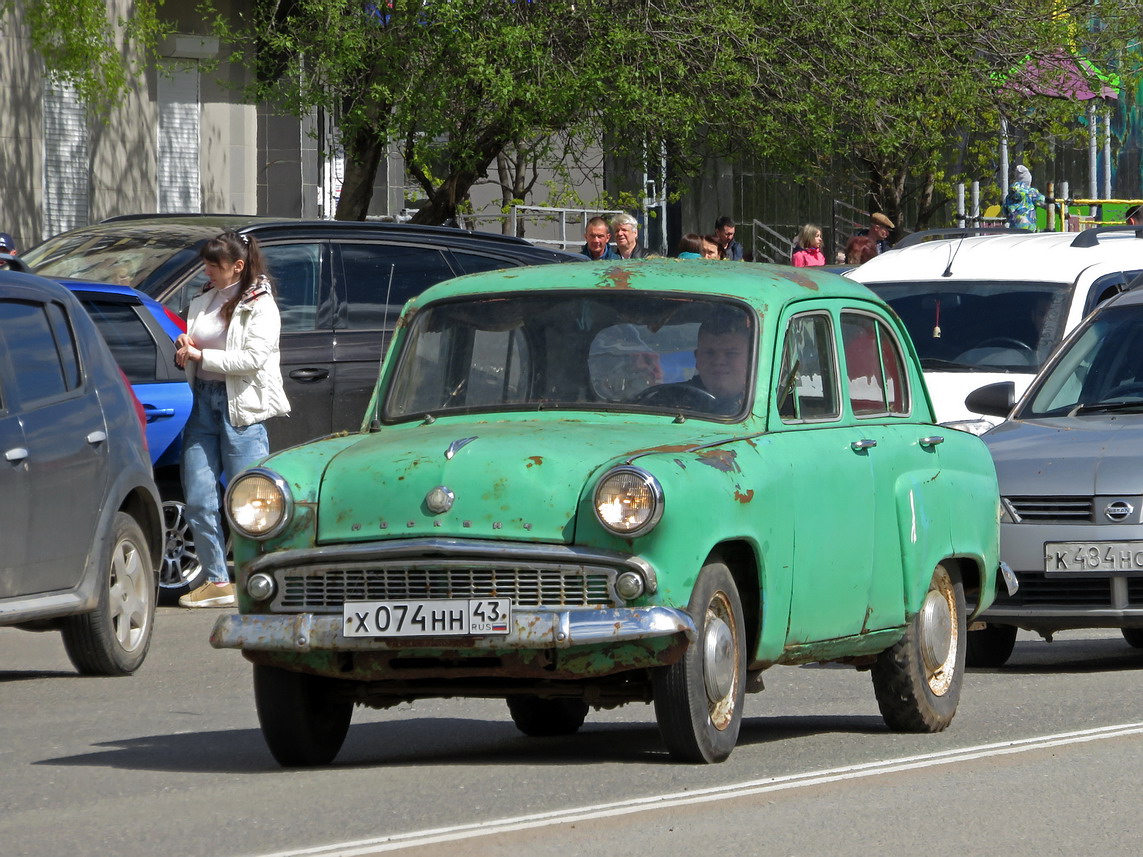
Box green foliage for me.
[15,0,168,109]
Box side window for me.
[262,243,323,332]
[841,312,909,416]
[0,299,79,405]
[336,243,456,330]
[777,312,839,421]
[450,251,515,277]
[1086,270,1142,316]
[78,299,158,383]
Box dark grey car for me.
[23,216,581,450]
[0,268,163,674]
[968,286,1143,665]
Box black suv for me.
[24,216,581,449]
[0,266,163,674]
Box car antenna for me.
[941,233,967,278]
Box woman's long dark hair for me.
[199,231,273,323]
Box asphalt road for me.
[3,607,1143,857]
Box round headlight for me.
[593,467,663,536]
[226,469,291,539]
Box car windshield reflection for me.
[868,280,1072,373]
[383,293,756,422]
[1023,304,1143,418]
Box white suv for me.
[848,226,1143,433]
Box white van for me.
[848,226,1143,433]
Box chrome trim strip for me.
[210,606,695,652]
[245,537,658,593]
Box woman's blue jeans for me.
[181,378,269,585]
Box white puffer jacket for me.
[183,277,291,427]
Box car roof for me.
[405,258,880,309]
[851,229,1143,284]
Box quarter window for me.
[841,312,909,416]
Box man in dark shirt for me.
[713,216,744,261]
[580,216,618,260]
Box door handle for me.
[851,438,877,451]
[86,430,107,445]
[5,447,27,462]
[143,406,176,423]
[289,368,330,382]
[920,435,945,447]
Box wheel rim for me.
[919,581,957,696]
[702,591,740,730]
[161,500,202,589]
[107,535,151,653]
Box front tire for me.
[872,562,965,732]
[653,559,746,763]
[62,512,156,676]
[1122,627,1143,649]
[158,498,208,604]
[253,665,353,767]
[965,622,1018,667]
[506,696,589,736]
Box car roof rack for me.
[1070,225,1143,248]
[894,227,1022,250]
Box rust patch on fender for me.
[525,456,543,468]
[696,448,740,473]
[734,488,754,504]
[783,270,820,291]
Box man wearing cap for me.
[0,232,16,255]
[855,213,894,255]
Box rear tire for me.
[253,665,353,767]
[872,563,965,732]
[506,696,589,736]
[965,622,1018,667]
[158,498,208,604]
[62,512,156,676]
[653,559,746,763]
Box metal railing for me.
[457,205,625,250]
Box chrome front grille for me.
[272,560,618,612]
[1007,496,1093,523]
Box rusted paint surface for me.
[525,456,543,468]
[697,447,740,473]
[598,266,635,289]
[734,488,755,504]
[782,270,821,291]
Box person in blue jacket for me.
[1002,164,1046,232]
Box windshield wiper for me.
[919,357,978,371]
[1069,400,1143,416]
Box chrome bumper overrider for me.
[210,606,696,653]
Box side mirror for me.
[965,381,1016,418]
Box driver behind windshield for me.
[684,313,752,414]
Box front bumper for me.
[211,605,695,652]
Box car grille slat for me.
[1007,496,1093,522]
[994,572,1112,607]
[273,560,618,612]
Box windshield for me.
[1021,303,1143,418]
[865,280,1072,373]
[22,225,213,289]
[382,293,756,422]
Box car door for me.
[0,296,108,596]
[330,241,460,434]
[839,308,945,631]
[0,357,32,595]
[774,307,877,644]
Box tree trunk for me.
[334,126,386,221]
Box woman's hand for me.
[174,334,201,368]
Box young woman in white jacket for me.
[174,232,290,607]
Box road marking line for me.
[251,722,1143,857]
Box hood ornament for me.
[445,436,478,460]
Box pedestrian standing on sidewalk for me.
[175,232,291,608]
[790,224,827,267]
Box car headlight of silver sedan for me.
[593,466,663,537]
[226,468,292,539]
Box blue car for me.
[61,281,204,602]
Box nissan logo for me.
[1105,501,1134,522]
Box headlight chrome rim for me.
[593,466,664,538]
[225,468,292,540]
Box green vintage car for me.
[212,259,1008,766]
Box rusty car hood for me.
[314,417,731,545]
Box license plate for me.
[342,598,512,638]
[1044,542,1143,573]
